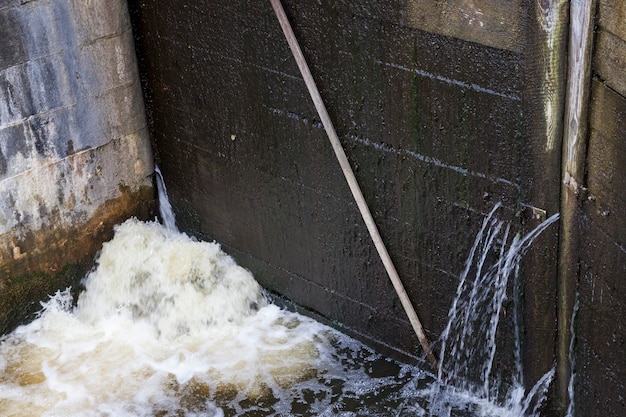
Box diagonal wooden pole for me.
[269,0,438,371]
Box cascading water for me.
[154,165,177,232]
[0,170,426,416]
[0,168,560,416]
[0,220,426,416]
[424,203,560,416]
[564,294,579,417]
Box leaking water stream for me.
[0,173,559,416]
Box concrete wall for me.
[0,0,154,333]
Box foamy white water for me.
[0,205,560,416]
[0,219,426,417]
[432,204,560,417]
[154,165,177,232]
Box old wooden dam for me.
[0,1,624,416]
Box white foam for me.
[0,219,416,416]
[0,212,559,416]
[75,220,266,338]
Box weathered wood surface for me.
[127,2,626,415]
[129,0,536,365]
[405,0,524,52]
[595,0,626,96]
[575,80,626,417]
[594,30,626,97]
[571,2,626,414]
[558,0,596,410]
[598,0,626,40]
[518,0,569,398]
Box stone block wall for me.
[0,0,154,333]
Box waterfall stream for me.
[0,170,560,416]
[429,204,560,416]
[154,165,177,232]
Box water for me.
[0,178,560,415]
[154,165,177,232]
[430,204,560,416]
[0,219,426,416]
[565,294,579,417]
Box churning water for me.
[0,219,423,416]
[0,179,559,416]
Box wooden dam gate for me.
[128,1,625,415]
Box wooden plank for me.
[586,80,626,246]
[404,0,523,52]
[557,0,596,409]
[519,2,569,409]
[598,0,626,41]
[581,85,626,417]
[563,0,596,185]
[594,29,626,97]
[589,78,626,139]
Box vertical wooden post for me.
[521,0,570,402]
[558,0,597,413]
